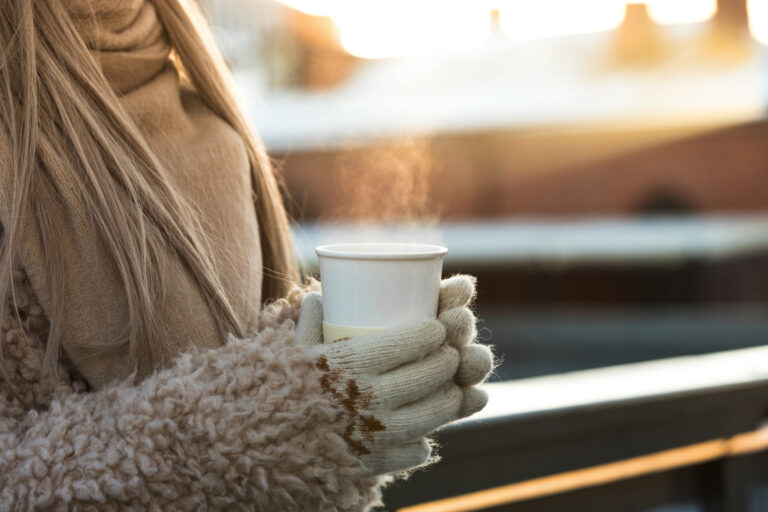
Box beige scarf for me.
[0,0,263,389]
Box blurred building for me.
[202,0,357,90]
[202,0,768,223]
[200,6,768,507]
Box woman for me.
[0,0,493,509]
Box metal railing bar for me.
[398,428,768,512]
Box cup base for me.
[322,322,383,343]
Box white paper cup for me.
[316,243,447,343]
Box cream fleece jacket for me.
[0,268,387,510]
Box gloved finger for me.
[294,292,324,347]
[439,274,476,313]
[382,382,463,445]
[455,344,494,386]
[322,318,445,375]
[459,386,489,418]
[438,306,476,347]
[372,344,459,410]
[364,438,431,475]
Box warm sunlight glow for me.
[332,2,491,59]
[275,0,340,17]
[273,0,742,58]
[499,0,626,40]
[645,0,717,26]
[748,0,768,45]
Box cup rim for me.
[316,242,448,260]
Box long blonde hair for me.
[0,0,298,377]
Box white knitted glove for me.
[295,275,493,475]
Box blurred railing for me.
[292,216,768,510]
[383,346,768,511]
[294,215,768,378]
[292,216,768,269]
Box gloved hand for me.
[295,275,493,475]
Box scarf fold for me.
[67,0,170,94]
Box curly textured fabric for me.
[0,271,388,511]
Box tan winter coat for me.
[0,0,385,509]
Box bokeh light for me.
[333,1,491,59]
[645,0,717,26]
[275,0,768,57]
[499,0,627,40]
[749,0,768,45]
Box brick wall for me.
[277,120,768,221]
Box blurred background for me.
[201,1,768,510]
[201,0,768,379]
